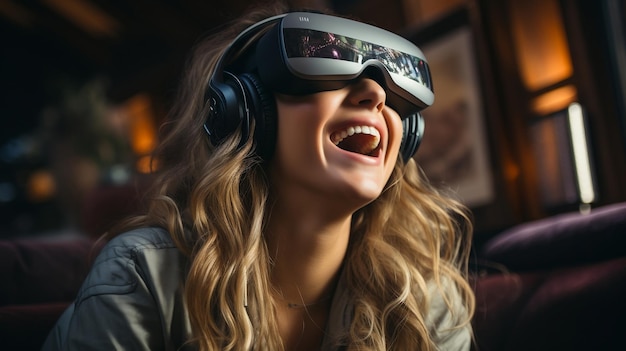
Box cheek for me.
[272,97,325,163]
[385,108,405,159]
[275,99,313,141]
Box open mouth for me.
[331,125,381,156]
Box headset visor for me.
[284,28,431,91]
[256,12,434,118]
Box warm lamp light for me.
[531,85,577,115]
[27,170,56,202]
[510,0,573,91]
[124,94,157,156]
[136,155,156,174]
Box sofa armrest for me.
[480,202,626,271]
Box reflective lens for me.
[283,28,432,90]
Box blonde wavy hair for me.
[116,3,475,350]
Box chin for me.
[337,178,386,209]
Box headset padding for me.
[238,72,277,160]
[400,112,424,161]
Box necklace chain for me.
[287,295,332,309]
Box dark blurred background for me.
[0,0,625,244]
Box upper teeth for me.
[331,125,381,145]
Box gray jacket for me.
[42,227,471,350]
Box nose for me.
[347,77,386,113]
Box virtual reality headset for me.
[252,12,434,119]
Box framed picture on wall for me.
[409,11,494,207]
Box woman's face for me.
[268,78,403,209]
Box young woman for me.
[43,4,475,351]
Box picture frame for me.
[408,10,494,207]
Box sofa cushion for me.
[471,272,545,351]
[480,202,626,271]
[0,236,94,306]
[504,257,626,351]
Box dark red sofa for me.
[472,202,626,351]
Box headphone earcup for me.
[238,72,277,160]
[205,72,251,147]
[400,113,425,162]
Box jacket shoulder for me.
[77,227,180,301]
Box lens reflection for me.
[284,28,431,89]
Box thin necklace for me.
[282,287,333,309]
[287,295,332,309]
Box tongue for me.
[337,134,379,156]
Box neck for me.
[265,197,352,306]
[267,216,350,305]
